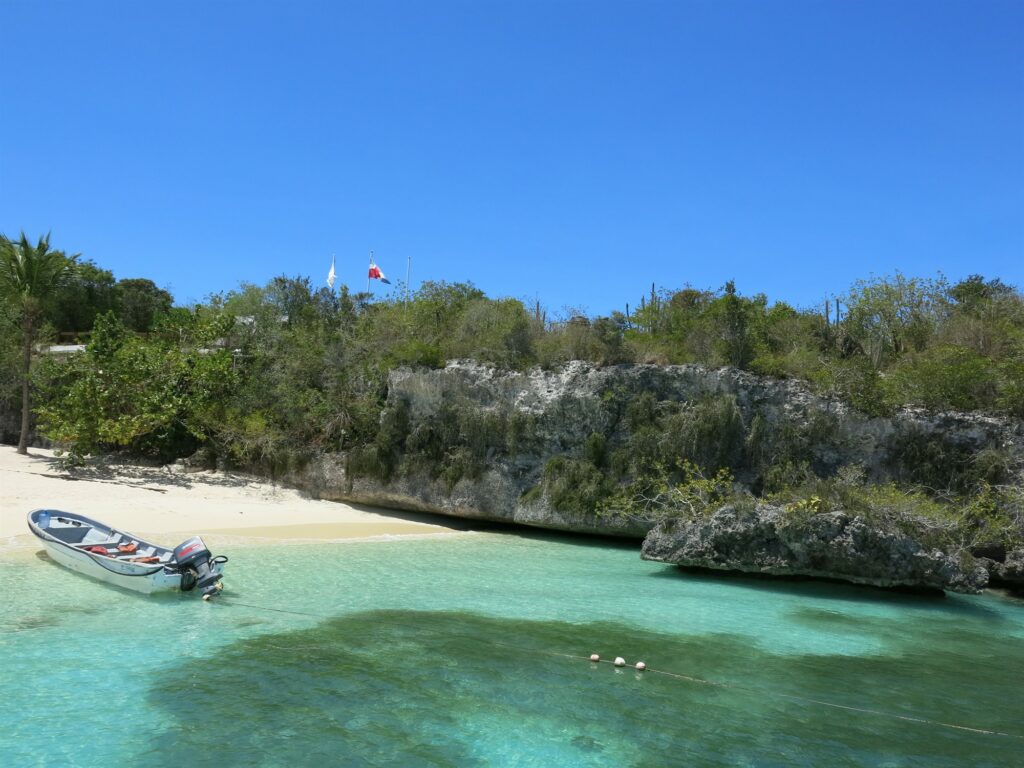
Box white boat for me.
[27,509,227,598]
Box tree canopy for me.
[0,232,79,452]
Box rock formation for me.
[640,503,989,594]
[973,545,1024,593]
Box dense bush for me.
[37,311,236,462]
[601,461,742,523]
[885,427,1011,496]
[620,273,1024,418]
[766,472,957,548]
[886,346,996,412]
[958,483,1024,550]
[534,456,612,515]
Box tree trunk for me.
[17,318,33,455]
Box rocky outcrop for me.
[286,453,651,537]
[974,546,1024,593]
[277,361,1021,592]
[641,503,989,594]
[996,550,1024,591]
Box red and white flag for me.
[368,260,391,284]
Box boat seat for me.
[74,537,121,550]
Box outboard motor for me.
[173,536,224,599]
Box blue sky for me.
[1,0,1021,315]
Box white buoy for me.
[614,656,626,667]
[635,661,646,671]
[589,654,600,662]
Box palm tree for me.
[0,233,78,454]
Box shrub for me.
[811,357,892,417]
[538,456,612,515]
[448,298,533,368]
[506,412,541,455]
[37,312,236,462]
[996,360,1024,417]
[958,483,1024,550]
[659,395,746,472]
[768,476,956,548]
[583,432,608,468]
[385,340,445,369]
[886,427,998,496]
[602,461,739,523]
[625,391,658,430]
[439,446,484,493]
[348,398,411,482]
[886,346,996,412]
[761,459,817,495]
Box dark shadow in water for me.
[340,502,644,551]
[0,589,103,634]
[145,609,1024,768]
[645,563,1008,619]
[490,524,642,551]
[787,605,1005,652]
[338,500,504,531]
[0,613,62,633]
[988,587,1024,605]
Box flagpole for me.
[406,256,411,300]
[367,250,373,293]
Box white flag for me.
[326,255,336,289]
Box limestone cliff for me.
[282,361,1022,592]
[383,361,1023,484]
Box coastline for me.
[0,446,468,552]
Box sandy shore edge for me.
[0,446,468,551]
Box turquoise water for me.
[2,531,1023,766]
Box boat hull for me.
[39,537,185,593]
[28,509,226,596]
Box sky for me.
[1,0,1022,316]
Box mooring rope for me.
[512,646,1024,740]
[215,597,1024,741]
[216,598,330,620]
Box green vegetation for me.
[624,273,1024,416]
[600,461,741,523]
[2,231,1022,554]
[0,233,78,453]
[36,311,236,462]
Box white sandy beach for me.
[0,446,465,550]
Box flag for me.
[368,260,391,284]
[326,255,336,289]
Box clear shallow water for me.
[2,531,1023,767]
